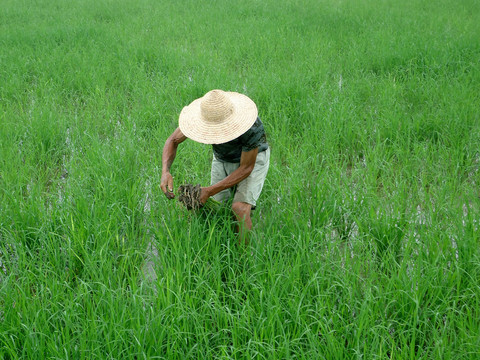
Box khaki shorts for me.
[210,147,270,207]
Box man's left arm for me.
[200,147,259,204]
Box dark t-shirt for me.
[212,117,268,163]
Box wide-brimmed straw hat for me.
[179,89,258,144]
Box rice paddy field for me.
[1,0,480,358]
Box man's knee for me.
[231,202,251,220]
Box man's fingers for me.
[161,183,174,199]
[160,173,175,199]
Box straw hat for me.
[179,89,258,144]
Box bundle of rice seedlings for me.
[177,184,221,211]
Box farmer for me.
[160,89,270,242]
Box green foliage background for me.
[1,0,479,358]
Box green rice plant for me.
[0,0,479,358]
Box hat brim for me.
[179,91,258,144]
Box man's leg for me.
[231,148,270,244]
[231,201,252,245]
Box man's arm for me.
[161,127,187,199]
[200,147,259,204]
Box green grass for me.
[1,0,479,358]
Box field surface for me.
[1,0,480,358]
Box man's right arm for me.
[161,127,187,199]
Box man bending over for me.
[160,89,270,243]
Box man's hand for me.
[199,187,211,205]
[161,172,175,199]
